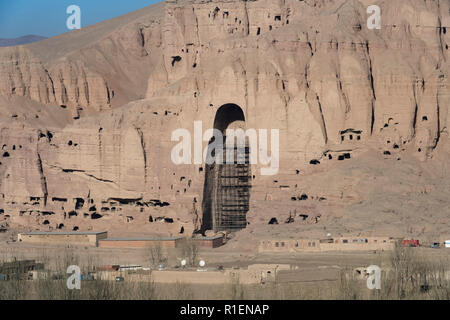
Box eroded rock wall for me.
[0,0,449,237]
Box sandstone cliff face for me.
[0,0,449,240]
[0,3,164,115]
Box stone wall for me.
[98,237,182,248]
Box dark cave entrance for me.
[201,104,251,233]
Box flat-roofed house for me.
[192,235,225,248]
[18,231,108,247]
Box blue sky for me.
[0,0,162,38]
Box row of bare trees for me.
[149,239,199,268]
[337,244,450,300]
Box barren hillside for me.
[0,0,449,244]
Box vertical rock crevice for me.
[316,94,328,144]
[36,152,48,206]
[135,127,148,184]
[365,41,376,135]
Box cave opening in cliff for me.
[201,104,251,233]
[171,56,182,67]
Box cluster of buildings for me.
[16,231,450,253]
[0,258,293,285]
[0,257,293,285]
[0,260,44,280]
[95,263,294,285]
[259,237,397,253]
[259,237,450,253]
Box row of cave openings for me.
[1,143,23,163]
[13,196,173,232]
[172,5,290,69]
[207,6,290,36]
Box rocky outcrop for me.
[0,3,165,116]
[0,0,449,239]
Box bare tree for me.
[179,239,198,267]
[149,242,167,267]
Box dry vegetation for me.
[337,245,450,300]
[0,245,449,300]
[148,240,198,268]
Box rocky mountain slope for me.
[0,0,449,242]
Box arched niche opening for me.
[213,104,246,133]
[201,104,251,233]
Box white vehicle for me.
[445,240,450,248]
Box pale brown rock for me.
[0,0,449,242]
